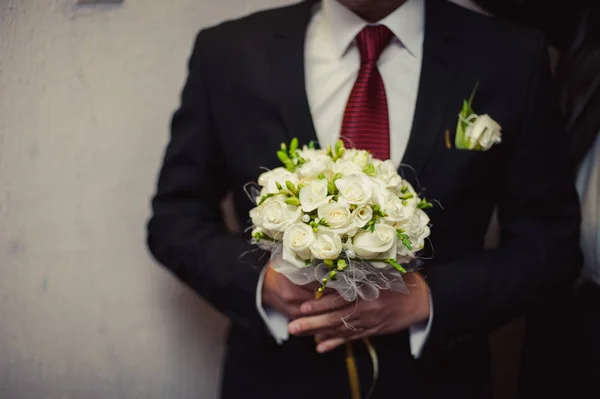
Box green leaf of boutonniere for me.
[455,81,479,149]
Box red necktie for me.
[340,25,394,161]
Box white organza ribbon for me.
[269,242,410,302]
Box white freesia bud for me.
[299,179,331,212]
[352,224,398,263]
[465,114,502,150]
[318,203,355,235]
[351,205,373,228]
[342,149,372,168]
[333,160,363,177]
[296,153,333,179]
[335,175,373,206]
[282,223,315,268]
[302,214,310,223]
[257,167,299,194]
[310,231,343,260]
[261,196,302,237]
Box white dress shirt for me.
[256,0,432,358]
[306,0,423,166]
[576,133,600,286]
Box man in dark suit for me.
[147,0,582,397]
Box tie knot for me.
[355,25,394,64]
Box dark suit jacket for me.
[147,1,582,397]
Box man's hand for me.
[262,264,320,319]
[287,272,431,353]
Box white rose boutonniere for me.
[454,82,502,151]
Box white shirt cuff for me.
[408,292,433,358]
[256,266,289,344]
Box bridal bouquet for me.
[248,138,432,301]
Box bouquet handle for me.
[313,292,378,399]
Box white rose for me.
[351,205,373,229]
[333,160,363,177]
[299,179,331,212]
[382,192,415,224]
[352,224,398,261]
[375,159,396,179]
[296,153,333,179]
[342,149,372,168]
[249,206,263,227]
[258,167,299,194]
[396,209,431,256]
[335,175,373,206]
[310,231,343,260]
[375,160,404,193]
[465,114,502,150]
[282,223,315,268]
[261,196,302,237]
[318,203,355,235]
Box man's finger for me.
[300,293,353,315]
[316,337,349,353]
[288,312,343,336]
[316,329,373,353]
[314,322,364,341]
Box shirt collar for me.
[322,0,425,59]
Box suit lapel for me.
[267,0,319,148]
[401,0,464,179]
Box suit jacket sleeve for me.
[147,31,267,336]
[420,35,583,361]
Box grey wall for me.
[0,1,513,399]
[0,1,294,397]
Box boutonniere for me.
[446,83,502,151]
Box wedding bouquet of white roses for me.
[248,138,433,301]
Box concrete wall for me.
[0,1,291,397]
[0,1,506,399]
